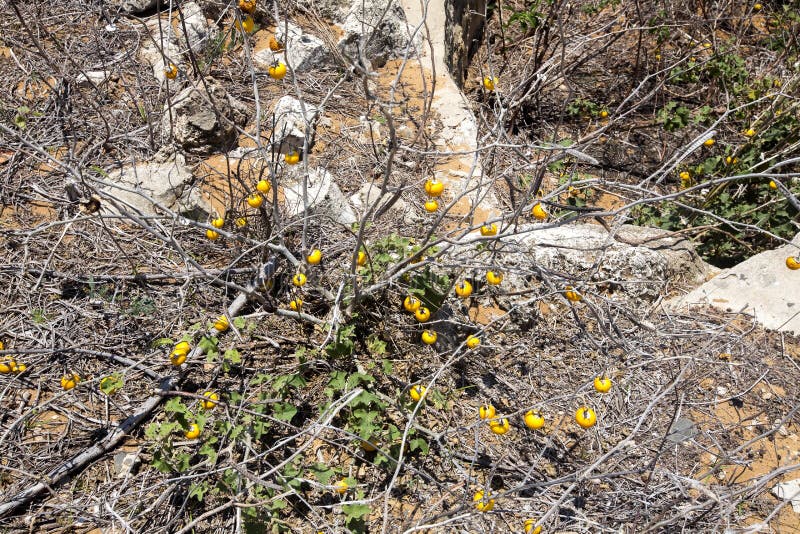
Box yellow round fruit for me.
[524,519,542,534]
[575,406,597,429]
[238,0,256,14]
[409,384,426,402]
[786,256,800,270]
[403,295,421,313]
[480,223,497,237]
[307,249,323,265]
[424,178,444,197]
[0,341,3,350]
[725,156,733,165]
[744,128,756,137]
[289,299,303,311]
[174,341,191,354]
[703,138,715,147]
[8,360,18,372]
[256,179,271,193]
[211,217,225,229]
[247,193,264,208]
[269,62,287,80]
[284,151,300,164]
[164,63,178,79]
[482,76,497,92]
[201,391,219,410]
[489,418,510,435]
[15,363,26,373]
[205,229,219,240]
[754,3,762,10]
[292,273,307,287]
[769,180,778,190]
[524,410,545,430]
[268,35,283,51]
[334,480,349,494]
[479,404,496,420]
[455,280,473,298]
[594,376,612,393]
[424,199,439,212]
[679,171,690,182]
[414,307,431,322]
[421,330,437,345]
[239,15,254,33]
[357,250,367,266]
[564,286,582,302]
[486,271,503,285]
[0,362,11,374]
[170,352,187,366]
[473,490,495,512]
[235,217,247,227]
[184,423,201,439]
[465,335,480,349]
[531,203,548,221]
[61,373,80,391]
[213,315,229,332]
[599,110,609,119]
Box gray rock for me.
[164,80,248,155]
[670,232,800,334]
[445,0,487,87]
[177,2,217,52]
[283,167,356,225]
[101,150,210,218]
[76,70,112,88]
[111,0,159,15]
[254,20,330,72]
[139,17,181,83]
[270,96,318,154]
[338,0,415,67]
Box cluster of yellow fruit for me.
[61,373,81,390]
[236,0,256,33]
[423,178,444,212]
[0,356,26,374]
[170,341,191,366]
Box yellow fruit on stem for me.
[486,271,503,285]
[235,217,247,227]
[409,384,426,402]
[479,404,496,420]
[465,335,480,349]
[15,363,26,373]
[239,15,254,33]
[424,199,439,212]
[480,223,498,236]
[256,179,271,193]
[679,171,691,182]
[211,217,225,229]
[289,299,303,311]
[786,256,800,270]
[524,410,545,430]
[284,151,300,164]
[575,406,597,429]
[769,180,778,190]
[744,128,756,137]
[357,250,367,266]
[489,418,511,435]
[473,490,495,512]
[174,341,191,354]
[524,519,542,534]
[455,280,473,298]
[184,423,201,439]
[201,391,219,410]
[482,76,497,92]
[164,63,178,79]
[531,203,548,221]
[408,384,426,402]
[61,374,80,390]
[599,110,609,119]
[403,295,421,313]
[269,62,287,80]
[0,362,11,374]
[334,480,349,494]
[214,315,229,332]
[238,0,256,13]
[292,273,307,287]
[703,138,715,147]
[414,306,431,322]
[205,229,219,241]
[421,330,437,345]
[247,193,264,208]
[594,376,612,393]
[424,178,444,197]
[170,352,187,366]
[307,249,323,265]
[268,35,283,51]
[564,286,582,302]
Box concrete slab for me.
[669,233,800,334]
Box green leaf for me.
[342,503,371,520]
[151,337,174,348]
[224,348,241,364]
[325,370,347,397]
[409,437,429,455]
[381,359,393,375]
[233,316,247,329]
[309,462,334,485]
[188,481,209,502]
[99,374,124,395]
[164,397,188,415]
[273,402,297,421]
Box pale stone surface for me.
[254,20,329,72]
[283,167,356,225]
[338,0,414,67]
[102,151,210,218]
[177,2,216,52]
[772,478,800,513]
[670,233,800,334]
[111,0,158,14]
[164,80,248,154]
[76,70,112,87]
[139,17,181,83]
[270,96,319,154]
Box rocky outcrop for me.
[139,17,181,83]
[111,0,159,15]
[254,20,330,72]
[101,150,209,218]
[163,80,248,155]
[445,0,488,87]
[282,167,356,225]
[269,96,318,154]
[670,232,800,334]
[177,2,217,53]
